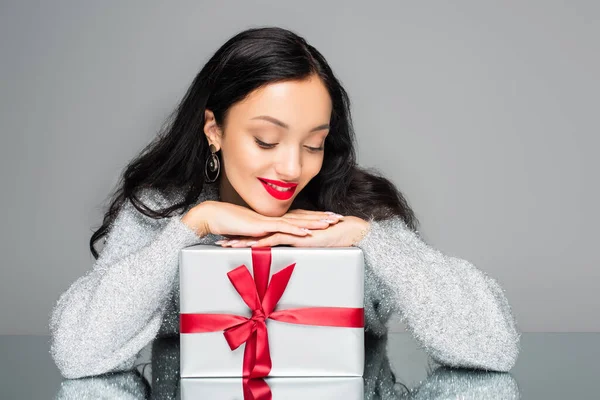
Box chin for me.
[247,200,292,217]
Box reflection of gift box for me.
[179,245,365,378]
[179,377,364,400]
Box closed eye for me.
[255,138,276,149]
[254,138,324,152]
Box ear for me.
[203,109,223,150]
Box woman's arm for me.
[356,217,521,372]
[49,189,203,379]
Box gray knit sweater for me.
[49,182,521,379]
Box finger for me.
[281,217,336,230]
[285,209,312,214]
[229,239,260,248]
[251,233,290,248]
[282,214,343,223]
[218,238,256,247]
[218,235,245,242]
[285,210,345,220]
[267,220,313,237]
[286,209,332,215]
[216,239,237,247]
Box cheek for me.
[304,155,324,177]
[224,137,263,173]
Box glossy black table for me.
[0,332,598,399]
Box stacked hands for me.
[181,200,371,248]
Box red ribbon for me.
[242,378,272,400]
[180,247,364,378]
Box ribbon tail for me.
[252,320,272,378]
[269,307,365,327]
[261,264,295,315]
[242,329,257,378]
[243,378,272,400]
[242,321,271,378]
[252,247,272,302]
[180,313,250,334]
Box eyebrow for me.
[250,115,330,132]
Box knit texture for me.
[49,182,520,379]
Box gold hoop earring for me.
[204,144,220,183]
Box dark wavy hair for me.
[90,26,420,259]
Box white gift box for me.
[179,377,364,399]
[179,245,365,378]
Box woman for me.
[49,26,521,379]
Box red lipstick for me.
[258,178,297,200]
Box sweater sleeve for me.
[54,370,149,399]
[356,216,521,372]
[49,190,203,379]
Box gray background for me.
[1,0,598,335]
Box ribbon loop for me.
[223,319,256,350]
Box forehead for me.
[230,77,332,123]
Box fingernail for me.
[215,240,225,244]
[301,228,313,235]
[228,240,239,244]
[246,241,258,246]
[320,219,336,223]
[325,211,344,219]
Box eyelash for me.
[254,138,324,152]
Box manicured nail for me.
[301,228,313,235]
[246,241,258,246]
[228,240,239,244]
[215,240,225,244]
[320,219,336,223]
[325,212,344,219]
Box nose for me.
[274,146,302,181]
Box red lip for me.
[258,178,298,188]
[258,178,297,201]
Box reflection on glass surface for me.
[54,334,519,399]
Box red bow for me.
[180,247,364,378]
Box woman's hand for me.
[216,213,371,248]
[181,201,344,239]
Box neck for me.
[218,174,249,208]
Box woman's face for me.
[203,76,332,217]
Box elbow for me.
[482,275,522,371]
[491,324,521,372]
[474,329,521,372]
[463,293,522,372]
[49,307,116,379]
[429,330,521,373]
[427,288,522,372]
[50,330,95,379]
[49,300,94,379]
[48,301,153,379]
[50,331,135,379]
[459,308,522,372]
